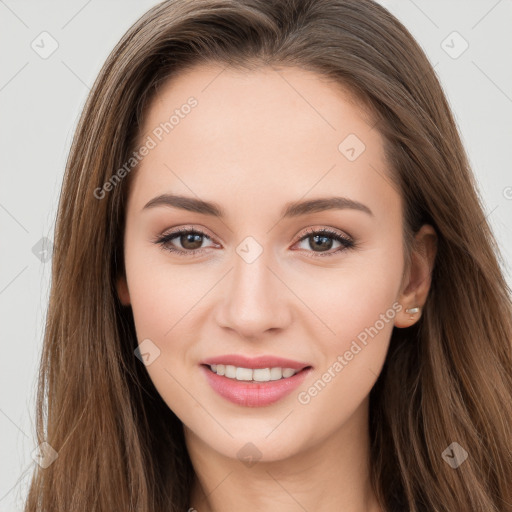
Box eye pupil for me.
[310,234,333,251]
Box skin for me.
[117,64,437,512]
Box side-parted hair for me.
[25,1,512,511]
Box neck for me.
[184,398,383,512]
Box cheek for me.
[123,248,207,424]
[295,238,404,345]
[293,295,400,443]
[123,231,206,340]
[294,241,403,401]
[329,266,402,345]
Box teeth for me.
[236,367,252,381]
[225,365,236,378]
[209,364,299,382]
[253,368,270,381]
[270,367,282,380]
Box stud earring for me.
[405,306,421,320]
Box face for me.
[117,64,433,462]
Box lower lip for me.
[200,365,313,407]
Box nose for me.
[214,247,293,339]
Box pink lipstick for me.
[200,354,312,407]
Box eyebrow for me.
[142,193,373,218]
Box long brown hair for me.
[24,1,512,511]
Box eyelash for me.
[153,226,356,259]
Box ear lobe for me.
[394,224,437,328]
[394,305,422,328]
[116,275,131,306]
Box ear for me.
[395,224,437,328]
[116,274,131,306]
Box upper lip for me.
[201,354,311,371]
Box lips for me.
[199,354,313,407]
[201,354,310,371]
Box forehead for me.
[140,63,377,145]
[129,64,396,217]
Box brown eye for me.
[155,228,216,257]
[154,226,355,259]
[306,233,335,252]
[179,232,204,250]
[294,228,355,257]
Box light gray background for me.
[1,1,511,510]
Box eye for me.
[293,227,355,258]
[153,226,217,258]
[153,226,355,258]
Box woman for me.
[24,0,512,511]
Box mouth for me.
[201,363,312,382]
[199,357,313,407]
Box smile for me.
[200,361,313,407]
[207,364,300,382]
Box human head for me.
[26,1,512,511]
